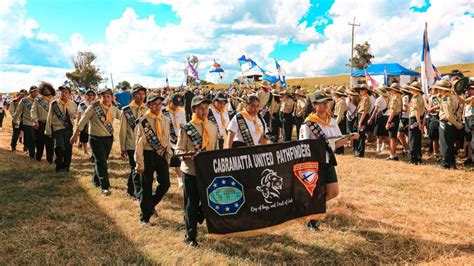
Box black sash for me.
[183,123,204,152]
[236,113,255,146]
[141,118,162,154]
[123,106,139,130]
[22,98,33,110]
[162,109,178,144]
[305,120,337,166]
[207,109,217,124]
[37,97,49,111]
[78,102,88,113]
[93,101,114,135]
[51,101,72,129]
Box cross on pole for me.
[348,17,360,87]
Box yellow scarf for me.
[58,98,69,106]
[167,103,179,131]
[305,112,331,127]
[191,113,210,150]
[100,100,113,126]
[212,105,227,128]
[145,110,163,144]
[240,109,261,134]
[129,100,144,117]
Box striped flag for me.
[365,70,379,87]
[421,22,436,94]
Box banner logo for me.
[293,162,319,197]
[207,176,245,216]
[256,169,283,204]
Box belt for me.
[440,120,453,126]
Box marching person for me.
[464,82,474,165]
[0,93,5,131]
[407,81,425,164]
[398,84,412,156]
[45,86,77,172]
[31,82,55,163]
[435,80,463,169]
[354,84,370,157]
[299,91,358,231]
[333,86,348,154]
[268,89,282,143]
[120,84,147,199]
[368,84,390,153]
[72,88,121,195]
[13,86,38,160]
[294,89,307,138]
[426,86,440,157]
[256,81,272,127]
[385,83,403,160]
[208,92,230,149]
[226,95,267,148]
[280,90,296,142]
[9,90,27,152]
[176,95,219,247]
[77,89,96,159]
[134,94,171,226]
[162,93,186,188]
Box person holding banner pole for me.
[299,91,358,231]
[176,96,219,247]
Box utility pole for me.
[348,17,360,87]
[110,73,115,91]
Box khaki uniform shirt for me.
[77,101,120,137]
[119,104,147,151]
[269,98,280,114]
[45,100,78,136]
[439,93,462,129]
[257,89,271,110]
[294,99,306,118]
[31,96,52,123]
[387,95,402,116]
[175,121,219,176]
[280,97,295,114]
[334,98,348,124]
[13,97,35,126]
[9,100,20,116]
[409,94,425,118]
[357,95,371,114]
[134,114,172,171]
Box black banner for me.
[194,139,329,237]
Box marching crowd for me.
[0,77,473,246]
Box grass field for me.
[0,113,473,264]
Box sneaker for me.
[385,156,399,161]
[141,221,151,227]
[307,220,320,232]
[184,237,199,247]
[102,189,111,196]
[178,180,184,188]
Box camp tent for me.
[351,63,420,85]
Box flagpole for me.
[348,17,360,88]
[238,59,248,88]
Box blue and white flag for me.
[421,22,436,94]
[238,55,258,73]
[383,67,388,85]
[275,59,287,86]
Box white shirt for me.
[369,95,376,112]
[402,95,410,118]
[227,114,265,145]
[375,96,388,115]
[299,117,342,163]
[345,97,356,119]
[210,107,230,138]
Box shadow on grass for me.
[0,148,153,264]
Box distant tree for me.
[116,81,131,90]
[66,51,104,89]
[199,80,214,85]
[348,41,375,70]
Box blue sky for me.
[0,0,473,91]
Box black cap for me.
[58,85,71,93]
[132,84,146,94]
[213,92,227,102]
[29,86,38,93]
[19,89,28,94]
[170,93,183,106]
[310,91,331,103]
[191,95,211,107]
[147,94,164,104]
[86,89,96,95]
[98,88,113,95]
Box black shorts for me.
[325,166,338,184]
[398,117,409,133]
[388,116,400,138]
[79,130,89,143]
[427,115,440,140]
[374,115,389,137]
[170,148,181,167]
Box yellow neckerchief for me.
[166,103,179,131]
[129,100,144,117]
[211,104,227,128]
[100,100,113,126]
[190,113,210,150]
[27,95,34,101]
[240,109,261,135]
[43,95,52,102]
[58,98,69,106]
[145,110,163,144]
[305,112,331,127]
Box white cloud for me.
[294,21,324,44]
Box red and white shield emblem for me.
[293,162,319,197]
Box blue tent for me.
[352,63,419,77]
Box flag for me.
[209,60,225,79]
[365,70,379,87]
[421,22,436,94]
[383,67,388,85]
[263,74,279,84]
[186,62,199,80]
[432,64,442,80]
[275,59,287,87]
[238,55,258,73]
[165,77,169,88]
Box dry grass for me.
[0,114,473,264]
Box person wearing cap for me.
[368,84,390,153]
[114,84,132,110]
[163,92,186,188]
[227,95,268,148]
[268,89,282,143]
[45,86,77,172]
[299,91,358,231]
[385,83,403,160]
[134,94,171,226]
[72,88,121,195]
[76,89,96,159]
[333,86,348,154]
[354,84,371,157]
[13,86,39,159]
[0,93,5,131]
[463,82,474,165]
[31,82,55,163]
[120,84,147,199]
[294,89,307,141]
[345,88,359,138]
[435,80,463,169]
[397,84,412,156]
[280,90,296,142]
[426,86,440,157]
[9,90,27,152]
[183,86,195,122]
[176,95,219,247]
[208,93,230,149]
[256,81,272,126]
[407,81,425,164]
